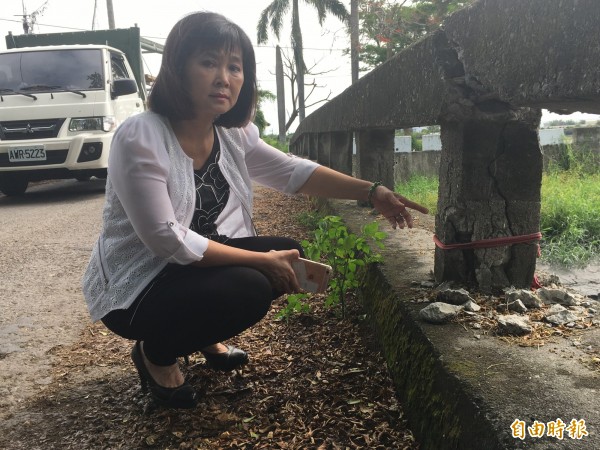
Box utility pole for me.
[106,0,115,29]
[20,0,30,34]
[92,0,98,30]
[350,0,359,84]
[19,0,49,34]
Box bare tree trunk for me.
[276,46,286,145]
[106,0,115,29]
[292,0,305,122]
[350,0,359,84]
[92,0,98,30]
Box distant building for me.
[394,136,411,153]
[422,133,442,151]
[353,135,412,154]
[539,128,565,146]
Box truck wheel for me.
[0,176,29,196]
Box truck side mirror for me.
[111,78,138,98]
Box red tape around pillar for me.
[433,232,542,251]
[433,232,544,290]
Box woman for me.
[82,11,427,409]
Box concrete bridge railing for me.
[290,0,600,291]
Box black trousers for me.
[101,236,303,365]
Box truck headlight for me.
[69,116,116,132]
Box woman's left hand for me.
[370,185,429,230]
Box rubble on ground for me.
[412,277,600,340]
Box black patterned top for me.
[189,130,230,242]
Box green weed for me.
[302,216,386,318]
[277,215,386,320]
[395,175,439,214]
[394,163,600,267]
[276,293,311,321]
[296,210,323,230]
[540,168,600,266]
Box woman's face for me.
[183,46,244,120]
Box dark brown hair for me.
[148,12,257,128]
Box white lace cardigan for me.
[82,111,319,322]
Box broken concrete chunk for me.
[463,300,481,312]
[508,299,528,314]
[546,310,579,326]
[581,299,600,308]
[436,288,474,305]
[547,304,567,315]
[497,315,532,336]
[568,306,587,315]
[434,281,455,292]
[505,288,543,308]
[537,288,578,306]
[419,302,464,324]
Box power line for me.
[140,35,348,52]
[0,17,87,31]
[0,17,349,51]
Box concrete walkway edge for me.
[320,198,599,450]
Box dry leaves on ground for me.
[0,187,418,450]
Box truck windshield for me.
[0,49,104,92]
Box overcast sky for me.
[1,0,597,132]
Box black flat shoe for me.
[131,341,198,409]
[201,345,249,371]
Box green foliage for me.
[254,89,277,137]
[546,143,600,176]
[296,210,323,230]
[421,125,441,134]
[395,175,439,214]
[544,119,581,127]
[357,0,474,70]
[540,160,600,267]
[393,162,600,267]
[411,133,423,152]
[253,110,269,137]
[263,135,289,153]
[276,209,325,321]
[276,293,311,321]
[302,216,386,317]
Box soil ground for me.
[1,179,595,449]
[0,181,421,450]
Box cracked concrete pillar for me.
[434,110,543,291]
[308,134,318,161]
[317,133,330,166]
[328,131,353,176]
[301,136,310,158]
[356,129,395,206]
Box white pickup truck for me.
[0,28,162,196]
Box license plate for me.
[8,146,47,162]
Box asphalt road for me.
[0,179,106,415]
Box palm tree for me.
[257,0,349,122]
[254,88,277,136]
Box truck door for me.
[110,51,144,122]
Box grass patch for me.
[296,210,323,230]
[395,175,439,214]
[540,168,600,266]
[393,164,600,267]
[262,135,289,153]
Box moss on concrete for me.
[358,264,501,450]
